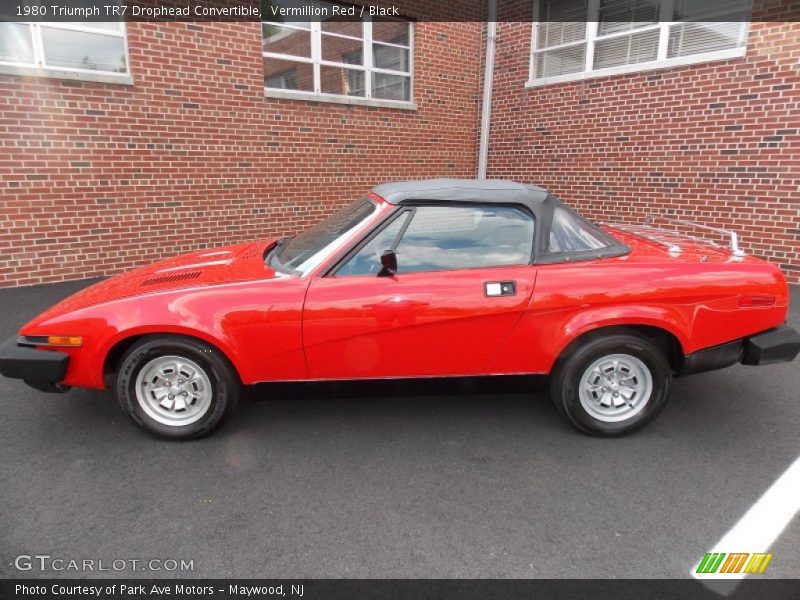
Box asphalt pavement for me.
[0,279,798,579]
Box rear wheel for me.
[115,336,241,439]
[550,333,671,436]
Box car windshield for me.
[273,198,377,274]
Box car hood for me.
[31,240,279,320]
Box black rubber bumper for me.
[742,325,800,366]
[680,325,800,375]
[0,336,70,393]
[679,339,744,376]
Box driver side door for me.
[302,204,538,379]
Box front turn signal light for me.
[46,335,83,347]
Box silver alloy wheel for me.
[578,353,653,423]
[134,355,213,427]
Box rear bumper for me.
[0,336,70,393]
[742,325,800,366]
[680,325,800,376]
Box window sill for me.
[0,64,133,85]
[526,46,747,89]
[265,88,417,110]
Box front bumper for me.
[681,325,800,376]
[0,336,70,393]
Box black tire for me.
[115,335,241,440]
[549,333,671,436]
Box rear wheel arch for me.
[552,324,685,374]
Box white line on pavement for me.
[691,454,800,596]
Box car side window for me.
[394,205,534,273]
[337,212,411,276]
[547,207,609,253]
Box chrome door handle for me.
[484,281,516,297]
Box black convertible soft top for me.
[373,179,550,206]
[371,178,629,264]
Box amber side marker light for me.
[19,335,83,348]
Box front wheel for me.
[115,335,241,439]
[550,333,671,436]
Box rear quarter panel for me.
[497,257,789,373]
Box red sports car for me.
[1,179,798,439]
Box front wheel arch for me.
[103,332,241,388]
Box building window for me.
[0,22,131,83]
[263,2,413,106]
[265,69,298,90]
[529,0,749,86]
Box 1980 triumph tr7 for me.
[2,180,798,438]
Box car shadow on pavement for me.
[4,375,566,443]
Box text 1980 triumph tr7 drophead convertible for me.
[1,179,799,438]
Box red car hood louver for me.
[140,271,202,287]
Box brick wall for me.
[487,20,800,283]
[3,16,799,288]
[0,19,483,287]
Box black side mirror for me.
[377,249,398,277]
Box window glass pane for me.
[92,22,123,32]
[262,24,311,58]
[548,208,609,253]
[373,43,409,72]
[372,20,410,46]
[536,22,587,49]
[672,0,751,20]
[61,21,122,32]
[40,27,127,72]
[339,213,410,276]
[264,57,313,91]
[594,29,659,69]
[597,0,659,36]
[320,65,365,96]
[534,44,586,78]
[394,206,534,273]
[536,0,587,48]
[538,0,588,21]
[372,72,410,101]
[320,20,363,38]
[667,22,744,58]
[341,49,363,65]
[0,23,34,65]
[322,33,363,64]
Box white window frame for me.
[0,21,132,85]
[262,16,415,110]
[527,0,749,88]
